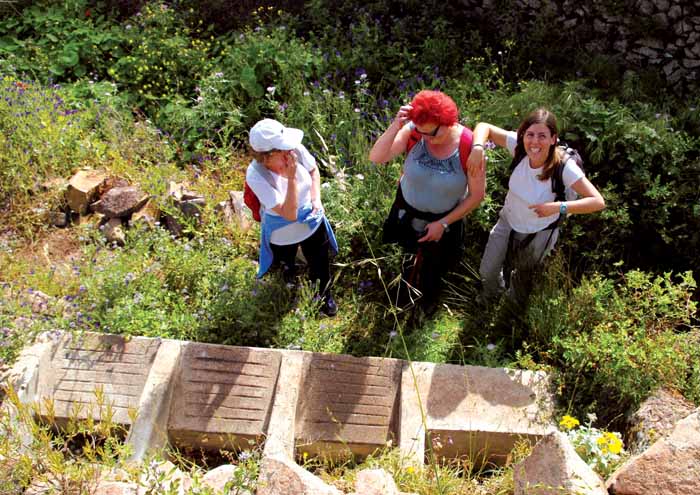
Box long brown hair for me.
[511,108,564,181]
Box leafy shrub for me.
[109,2,222,112]
[0,77,109,226]
[551,269,698,425]
[0,387,131,493]
[0,0,123,81]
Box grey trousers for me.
[479,213,559,301]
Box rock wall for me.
[460,0,700,91]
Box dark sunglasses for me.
[415,124,441,137]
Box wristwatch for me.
[559,202,568,215]
[440,221,449,230]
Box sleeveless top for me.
[400,137,468,214]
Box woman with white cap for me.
[246,118,338,316]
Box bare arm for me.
[368,104,414,164]
[529,176,606,217]
[466,122,511,175]
[271,153,299,221]
[309,164,323,214]
[418,164,487,243]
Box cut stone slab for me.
[264,351,305,459]
[400,362,555,466]
[295,353,402,458]
[66,169,107,215]
[35,332,161,425]
[126,339,182,461]
[607,408,700,495]
[168,343,282,452]
[513,431,607,495]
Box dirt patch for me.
[13,226,84,268]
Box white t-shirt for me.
[245,144,320,245]
[502,131,585,233]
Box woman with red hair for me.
[369,90,485,316]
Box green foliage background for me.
[0,0,698,442]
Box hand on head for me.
[394,104,413,127]
[282,151,298,179]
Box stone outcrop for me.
[201,464,248,493]
[626,387,696,455]
[607,408,700,495]
[513,431,607,495]
[94,481,138,495]
[102,217,126,245]
[256,456,342,495]
[350,468,401,495]
[457,0,700,92]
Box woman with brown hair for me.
[468,108,605,302]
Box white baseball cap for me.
[249,118,304,152]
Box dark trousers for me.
[270,223,332,294]
[405,220,464,306]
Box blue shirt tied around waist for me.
[257,202,338,278]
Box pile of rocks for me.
[46,169,250,244]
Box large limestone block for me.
[256,456,342,495]
[513,431,607,495]
[35,332,161,425]
[66,169,107,214]
[168,343,282,452]
[607,408,700,495]
[400,362,555,466]
[295,353,403,458]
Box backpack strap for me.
[458,127,473,174]
[551,155,567,203]
[406,128,421,154]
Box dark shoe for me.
[320,293,338,317]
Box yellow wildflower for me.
[559,415,580,430]
[597,432,623,455]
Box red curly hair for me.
[408,90,459,127]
